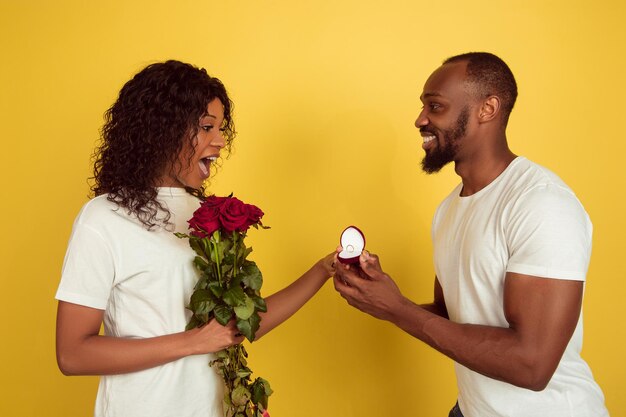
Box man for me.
[334,52,609,417]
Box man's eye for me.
[430,103,441,110]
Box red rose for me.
[188,196,226,237]
[219,197,251,233]
[188,195,265,236]
[246,204,264,227]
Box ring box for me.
[337,226,366,264]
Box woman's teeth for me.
[199,160,209,176]
[198,156,218,176]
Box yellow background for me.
[1,1,624,416]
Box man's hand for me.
[333,251,406,322]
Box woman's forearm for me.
[57,330,194,376]
[255,260,331,340]
[56,301,243,376]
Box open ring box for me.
[338,226,366,264]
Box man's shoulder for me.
[493,157,577,205]
[508,157,569,188]
[504,158,589,224]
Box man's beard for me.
[421,107,469,174]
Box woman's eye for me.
[201,125,213,132]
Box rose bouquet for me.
[175,195,272,417]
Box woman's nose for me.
[211,131,225,148]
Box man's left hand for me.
[333,251,405,322]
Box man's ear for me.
[478,96,501,123]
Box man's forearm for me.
[389,298,551,391]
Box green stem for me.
[232,231,238,278]
[212,232,222,286]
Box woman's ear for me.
[478,96,501,123]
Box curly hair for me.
[444,52,518,124]
[91,60,236,229]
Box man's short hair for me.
[444,52,518,123]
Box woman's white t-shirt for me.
[56,188,224,417]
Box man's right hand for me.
[333,251,407,322]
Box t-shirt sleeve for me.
[505,184,592,281]
[55,222,115,309]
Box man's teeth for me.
[423,135,436,143]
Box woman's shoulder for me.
[74,189,201,232]
[73,195,129,228]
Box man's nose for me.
[414,110,429,129]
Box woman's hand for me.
[317,251,338,278]
[186,319,245,355]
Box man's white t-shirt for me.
[432,157,608,417]
[56,188,224,417]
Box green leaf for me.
[237,312,261,342]
[210,244,222,264]
[259,377,273,396]
[189,238,206,258]
[223,394,233,416]
[200,237,211,256]
[214,364,226,378]
[251,377,272,409]
[251,380,264,406]
[174,232,189,239]
[193,255,209,270]
[223,286,246,307]
[235,344,248,367]
[185,315,202,330]
[229,274,243,289]
[194,277,208,290]
[251,295,267,313]
[241,263,263,290]
[235,241,247,259]
[236,318,253,342]
[234,295,255,320]
[208,281,224,298]
[221,262,234,276]
[214,303,233,325]
[190,289,217,315]
[223,238,235,253]
[215,349,230,360]
[216,239,230,260]
[231,385,251,407]
[190,288,213,303]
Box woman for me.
[55,60,334,416]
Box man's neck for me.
[455,145,517,196]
